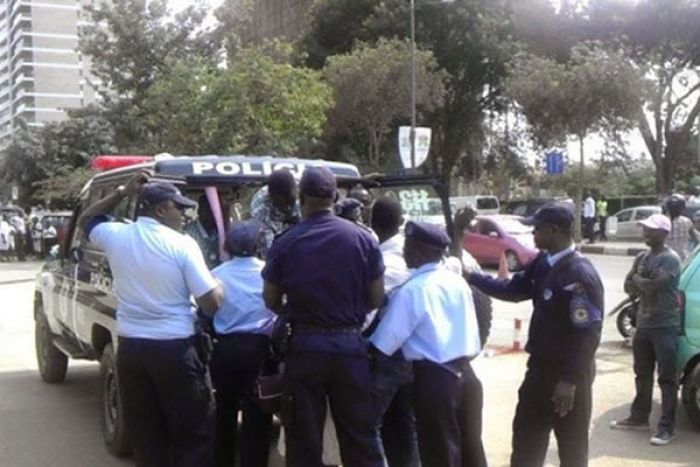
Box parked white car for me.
[606,205,662,240]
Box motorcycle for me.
[607,295,639,339]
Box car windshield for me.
[477,197,498,209]
[369,184,447,226]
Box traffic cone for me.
[498,251,510,279]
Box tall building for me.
[238,0,315,44]
[0,0,99,148]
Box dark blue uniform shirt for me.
[469,251,603,383]
[262,211,384,353]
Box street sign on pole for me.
[545,150,565,175]
[399,126,431,169]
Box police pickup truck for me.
[34,154,490,457]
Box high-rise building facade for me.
[0,0,99,148]
[238,0,315,44]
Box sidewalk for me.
[579,240,646,257]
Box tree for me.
[300,0,514,184]
[323,39,446,171]
[142,43,333,155]
[80,0,220,151]
[0,108,115,207]
[507,43,645,239]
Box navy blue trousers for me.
[210,333,273,467]
[511,357,594,467]
[117,337,215,467]
[413,358,487,467]
[371,351,419,467]
[283,351,383,467]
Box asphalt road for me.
[0,255,697,467]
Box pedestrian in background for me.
[262,166,385,467]
[664,194,698,261]
[371,221,486,467]
[367,196,419,467]
[30,216,43,258]
[596,195,608,242]
[80,172,224,467]
[611,214,681,446]
[583,191,596,244]
[0,215,12,261]
[467,203,603,467]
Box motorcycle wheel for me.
[616,304,636,338]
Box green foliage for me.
[1,108,114,206]
[323,38,446,171]
[143,42,333,155]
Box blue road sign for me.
[545,151,565,175]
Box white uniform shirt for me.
[370,261,481,363]
[380,234,411,292]
[211,256,276,335]
[89,216,218,339]
[583,197,596,218]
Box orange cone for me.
[498,251,510,279]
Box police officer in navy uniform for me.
[262,166,386,467]
[370,221,486,467]
[465,203,604,467]
[80,171,224,467]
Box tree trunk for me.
[574,135,584,243]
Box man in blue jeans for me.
[611,214,682,446]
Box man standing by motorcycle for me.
[611,214,682,446]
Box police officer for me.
[210,220,276,466]
[262,166,385,467]
[370,221,486,467]
[79,171,224,467]
[465,203,603,467]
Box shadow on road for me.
[0,364,131,467]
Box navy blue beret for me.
[405,221,451,248]
[226,220,262,256]
[300,166,337,198]
[140,182,197,208]
[523,202,574,228]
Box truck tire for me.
[471,286,493,348]
[35,309,68,384]
[100,344,132,457]
[682,362,700,429]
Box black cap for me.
[523,202,574,228]
[405,221,451,249]
[226,220,262,257]
[334,198,363,219]
[139,182,196,208]
[300,166,337,198]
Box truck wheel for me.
[505,251,520,272]
[100,344,132,457]
[682,362,700,429]
[35,310,68,384]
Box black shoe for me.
[610,417,649,431]
[650,430,675,446]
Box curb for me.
[578,244,646,257]
[0,277,35,286]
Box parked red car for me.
[463,215,538,271]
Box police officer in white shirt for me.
[80,171,224,467]
[370,221,487,467]
[209,220,276,467]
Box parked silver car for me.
[606,205,662,240]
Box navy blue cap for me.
[334,198,363,219]
[139,182,196,208]
[300,166,337,198]
[226,220,262,256]
[404,221,451,249]
[523,202,574,228]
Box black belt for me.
[293,324,363,334]
[414,356,470,378]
